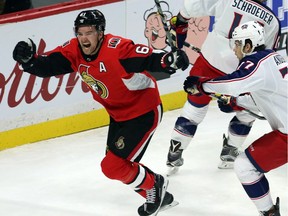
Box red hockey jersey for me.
[25,34,167,121]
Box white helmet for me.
[231,21,265,54]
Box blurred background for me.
[0,0,74,15]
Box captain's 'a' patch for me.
[108,37,121,48]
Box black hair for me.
[245,39,266,51]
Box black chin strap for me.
[93,36,103,54]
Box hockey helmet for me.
[74,9,106,32]
[231,21,265,52]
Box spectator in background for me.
[0,0,4,14]
[0,0,32,15]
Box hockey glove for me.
[183,76,210,95]
[169,13,188,49]
[217,96,245,113]
[161,49,189,74]
[13,38,36,64]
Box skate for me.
[159,192,179,212]
[166,139,184,176]
[260,197,280,216]
[138,174,169,216]
[218,134,239,169]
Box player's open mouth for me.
[83,44,91,48]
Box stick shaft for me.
[154,0,176,51]
[170,33,201,53]
[212,93,266,120]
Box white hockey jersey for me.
[181,0,280,73]
[202,49,288,134]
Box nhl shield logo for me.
[115,136,125,149]
[108,37,121,48]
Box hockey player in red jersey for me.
[183,21,287,216]
[12,9,189,216]
[166,0,281,173]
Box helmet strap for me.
[90,32,104,55]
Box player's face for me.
[76,26,102,55]
[233,40,244,60]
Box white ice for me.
[0,101,287,216]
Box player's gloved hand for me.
[161,49,189,74]
[169,13,188,49]
[183,76,210,95]
[217,96,245,113]
[13,38,36,64]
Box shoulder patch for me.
[108,38,121,48]
[62,40,71,48]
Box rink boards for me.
[0,0,286,149]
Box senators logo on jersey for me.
[115,136,125,149]
[79,64,109,99]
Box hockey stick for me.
[154,0,177,51]
[212,93,266,120]
[170,34,201,53]
[154,0,201,53]
[182,40,201,53]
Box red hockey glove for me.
[183,76,210,95]
[169,13,188,49]
[217,96,245,113]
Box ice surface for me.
[0,101,287,216]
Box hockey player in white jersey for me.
[166,0,281,173]
[183,20,287,216]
